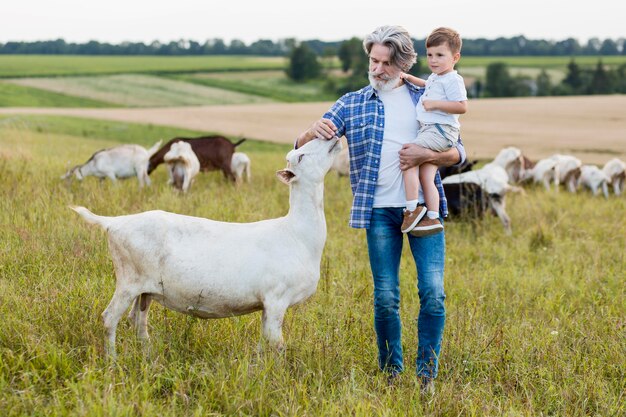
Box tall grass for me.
[0,120,624,416]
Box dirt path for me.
[1,95,625,163]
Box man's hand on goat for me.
[310,118,337,140]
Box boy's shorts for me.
[414,123,459,152]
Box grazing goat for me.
[148,135,245,182]
[520,157,559,191]
[492,146,525,183]
[551,154,582,193]
[61,141,162,188]
[577,165,610,198]
[71,137,342,357]
[602,158,625,196]
[230,152,251,184]
[163,141,201,193]
[442,162,522,235]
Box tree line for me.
[286,39,626,98]
[1,35,624,56]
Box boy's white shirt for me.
[373,84,419,208]
[416,70,467,128]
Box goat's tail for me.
[146,140,163,159]
[70,206,110,228]
[233,138,246,148]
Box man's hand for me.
[399,143,462,170]
[310,118,337,139]
[399,144,436,170]
[297,118,337,148]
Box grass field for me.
[2,55,625,109]
[0,81,118,108]
[7,74,276,107]
[0,118,624,416]
[0,55,288,78]
[172,70,339,102]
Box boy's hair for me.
[426,27,462,54]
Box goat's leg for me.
[602,183,609,199]
[128,294,152,341]
[182,173,191,193]
[614,179,623,196]
[102,288,136,358]
[490,199,512,235]
[261,303,288,350]
[135,294,152,341]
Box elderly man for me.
[296,25,466,393]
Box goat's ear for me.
[276,169,296,185]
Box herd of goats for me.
[65,135,622,354]
[62,134,626,235]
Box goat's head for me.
[60,165,83,181]
[276,137,342,185]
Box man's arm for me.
[399,143,463,171]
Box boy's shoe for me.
[409,217,444,237]
[401,205,427,233]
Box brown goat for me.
[148,135,245,182]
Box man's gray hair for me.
[363,25,417,72]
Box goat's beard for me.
[368,72,401,92]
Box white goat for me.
[492,146,525,183]
[521,157,559,191]
[71,137,342,357]
[550,154,582,193]
[230,152,251,184]
[577,165,610,198]
[602,158,626,196]
[163,141,200,193]
[61,141,162,188]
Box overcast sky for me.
[1,0,624,45]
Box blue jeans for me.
[365,207,446,379]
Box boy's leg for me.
[419,163,440,215]
[410,163,444,236]
[403,166,420,203]
[401,167,427,233]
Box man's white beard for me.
[368,72,401,92]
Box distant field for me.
[0,81,117,107]
[0,55,287,78]
[173,70,338,102]
[2,95,624,164]
[458,55,626,69]
[6,74,275,107]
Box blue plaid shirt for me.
[322,82,466,229]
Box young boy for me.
[400,27,468,236]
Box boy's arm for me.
[422,100,468,114]
[401,72,426,87]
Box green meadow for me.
[0,116,624,416]
[0,55,288,78]
[2,55,625,108]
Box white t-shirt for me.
[416,70,467,128]
[372,84,419,208]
